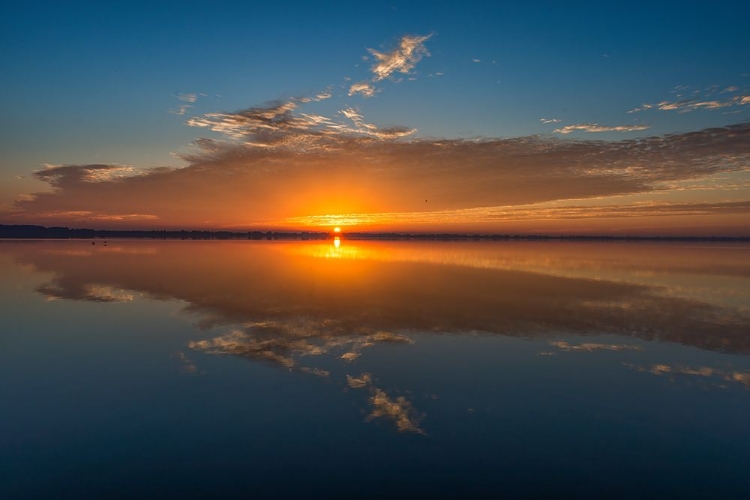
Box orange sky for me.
[3,112,749,235]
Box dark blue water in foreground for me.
[1,240,749,499]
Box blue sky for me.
[1,1,749,233]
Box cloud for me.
[340,107,416,139]
[656,99,734,112]
[6,89,750,232]
[169,93,199,115]
[554,124,651,134]
[34,164,137,187]
[540,118,561,124]
[472,58,481,63]
[286,201,750,228]
[178,93,197,103]
[170,105,192,116]
[184,99,416,147]
[288,200,750,228]
[368,34,432,81]
[86,213,159,221]
[348,82,377,98]
[628,85,750,114]
[295,90,332,103]
[627,104,654,114]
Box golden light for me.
[334,237,341,249]
[333,227,341,233]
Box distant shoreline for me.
[1,224,748,242]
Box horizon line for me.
[1,224,748,241]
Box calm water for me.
[1,239,749,499]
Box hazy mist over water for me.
[2,240,749,499]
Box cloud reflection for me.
[188,320,411,375]
[624,363,750,389]
[9,240,750,355]
[550,341,642,352]
[347,372,424,434]
[4,240,749,434]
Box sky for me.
[1,0,749,235]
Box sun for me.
[333,227,341,233]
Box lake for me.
[1,239,749,499]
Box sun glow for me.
[333,227,341,233]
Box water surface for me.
[1,240,749,499]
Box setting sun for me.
[333,227,341,233]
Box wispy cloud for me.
[169,93,199,115]
[280,200,750,227]
[296,90,332,103]
[627,104,654,114]
[34,164,137,187]
[368,34,432,81]
[540,118,561,124]
[554,123,650,134]
[628,85,750,114]
[348,81,377,98]
[184,98,416,146]
[656,99,734,112]
[340,107,416,139]
[170,106,192,116]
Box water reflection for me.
[3,239,750,433]
[3,240,749,497]
[3,240,748,356]
[623,362,750,390]
[347,372,425,434]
